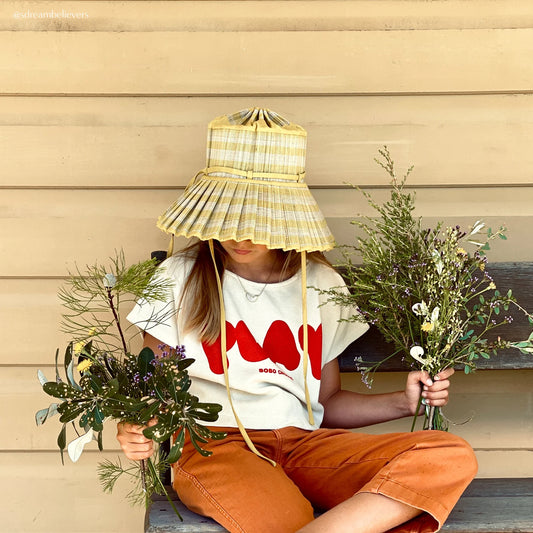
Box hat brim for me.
[157,176,335,253]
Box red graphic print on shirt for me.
[202,320,323,379]
[263,321,300,371]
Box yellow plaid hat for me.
[157,108,335,252]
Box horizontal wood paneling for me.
[3,365,124,450]
[5,264,533,367]
[5,367,533,470]
[2,94,533,187]
[0,279,144,365]
[1,189,532,277]
[1,29,532,95]
[3,1,533,32]
[0,451,144,533]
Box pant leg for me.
[280,428,478,532]
[172,428,315,533]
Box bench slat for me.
[146,478,533,533]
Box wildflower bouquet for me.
[36,252,225,518]
[322,148,533,431]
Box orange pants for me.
[173,427,477,533]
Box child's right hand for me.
[116,419,157,461]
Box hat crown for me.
[206,108,307,180]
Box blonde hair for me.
[178,240,333,344]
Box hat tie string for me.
[208,240,277,467]
[301,251,314,426]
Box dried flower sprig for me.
[320,147,533,430]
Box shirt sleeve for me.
[126,256,184,349]
[317,266,369,366]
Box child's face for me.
[219,240,276,269]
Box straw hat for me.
[157,108,335,252]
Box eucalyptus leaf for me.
[37,369,49,386]
[35,403,59,426]
[66,360,82,391]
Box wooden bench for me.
[146,260,533,533]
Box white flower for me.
[470,220,485,236]
[430,306,440,323]
[103,273,117,289]
[67,429,94,462]
[432,250,444,275]
[412,302,428,316]
[410,346,427,364]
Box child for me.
[118,108,477,533]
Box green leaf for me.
[64,344,72,376]
[58,424,67,464]
[59,403,88,424]
[138,347,155,377]
[43,381,83,400]
[167,429,185,464]
[55,348,61,383]
[464,365,471,374]
[480,352,490,359]
[97,430,103,451]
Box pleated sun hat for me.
[157,108,335,252]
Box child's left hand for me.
[404,368,455,416]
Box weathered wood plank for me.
[145,479,533,533]
[1,29,532,94]
[339,263,533,372]
[3,1,533,32]
[2,95,533,188]
[442,478,533,532]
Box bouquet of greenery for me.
[36,252,225,519]
[321,148,533,431]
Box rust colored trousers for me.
[172,427,478,533]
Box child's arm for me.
[318,359,454,429]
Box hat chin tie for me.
[301,251,315,427]
[208,240,277,467]
[207,241,315,466]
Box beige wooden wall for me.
[1,1,532,532]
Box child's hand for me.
[404,368,454,416]
[116,418,157,461]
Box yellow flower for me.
[421,322,434,332]
[73,341,85,355]
[479,262,485,272]
[488,281,496,290]
[77,359,93,373]
[456,247,468,257]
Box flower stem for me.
[146,457,183,521]
[106,288,128,354]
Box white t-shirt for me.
[127,255,368,430]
